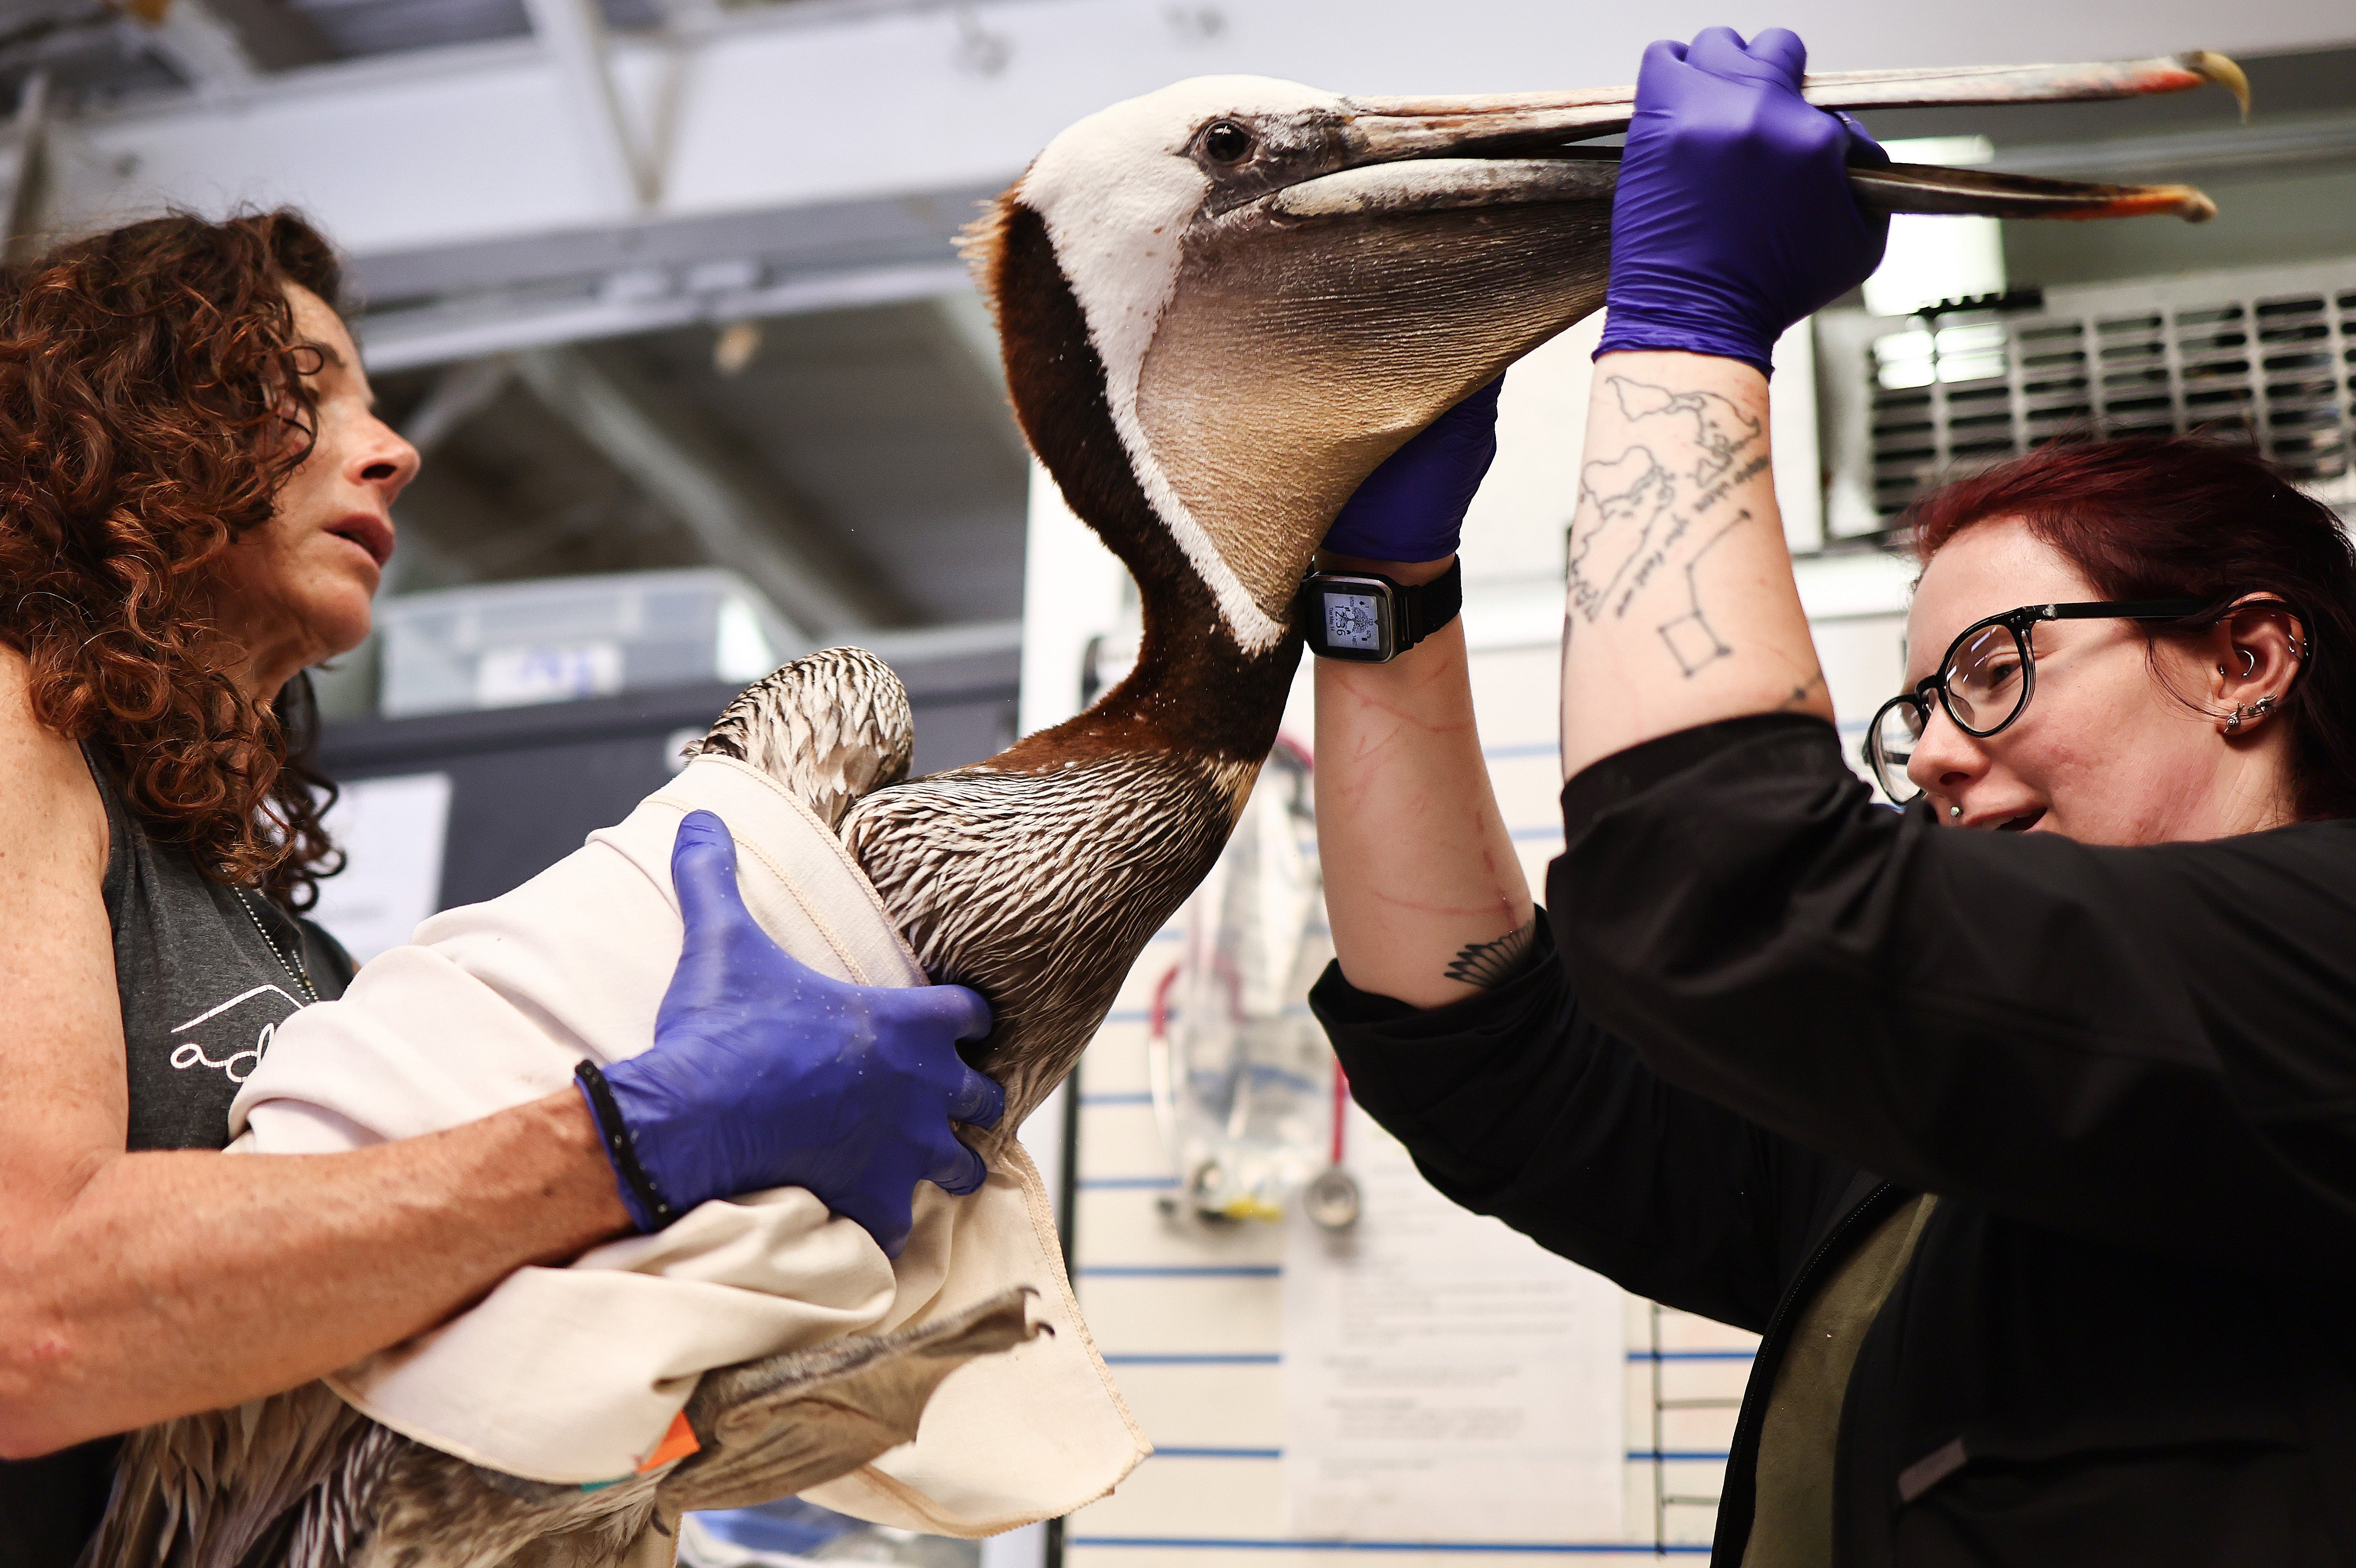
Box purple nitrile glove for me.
[1595,26,1890,376]
[577,809,1002,1257]
[1321,376,1503,563]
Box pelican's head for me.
[969,56,2240,655]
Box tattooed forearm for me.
[1444,914,1539,989]
[1606,376,1761,480]
[1562,352,1822,776]
[1567,375,1772,679]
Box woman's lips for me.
[1955,806,2048,831]
[328,514,395,568]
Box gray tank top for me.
[86,745,354,1150]
[0,750,357,1568]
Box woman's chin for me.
[279,598,375,684]
[313,584,377,654]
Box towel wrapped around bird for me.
[222,747,1149,1531]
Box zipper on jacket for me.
[1708,1180,1903,1566]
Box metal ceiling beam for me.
[193,0,335,73]
[138,0,260,103]
[357,258,970,374]
[519,0,652,215]
[5,71,52,269]
[399,354,517,456]
[510,343,905,638]
[644,0,727,34]
[47,0,2356,280]
[343,184,996,372]
[925,289,1031,465]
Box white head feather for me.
[1016,76,1344,656]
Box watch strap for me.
[1394,558,1463,655]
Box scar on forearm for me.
[1444,914,1538,989]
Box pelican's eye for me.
[1201,120,1254,164]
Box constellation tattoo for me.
[1444,914,1539,990]
[1777,671,1828,711]
[1656,512,1748,677]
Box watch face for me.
[1322,590,1384,652]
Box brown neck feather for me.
[986,201,1300,772]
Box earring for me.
[2240,648,2258,678]
[2224,694,2278,735]
[1949,804,1962,819]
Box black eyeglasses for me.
[1863,599,2206,804]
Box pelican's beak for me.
[1324,50,2243,222]
[1131,53,2241,632]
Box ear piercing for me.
[1950,804,1962,819]
[2224,694,2277,735]
[2221,649,2258,677]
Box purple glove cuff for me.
[1593,313,1775,380]
[576,1061,672,1232]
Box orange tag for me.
[636,1410,702,1474]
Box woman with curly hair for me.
[0,212,1001,1564]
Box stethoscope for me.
[1302,1058,1361,1231]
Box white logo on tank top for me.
[170,983,305,1084]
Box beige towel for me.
[227,754,1148,1532]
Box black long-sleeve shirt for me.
[1314,714,2356,1567]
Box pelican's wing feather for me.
[82,1384,378,1568]
[843,754,1248,1129]
[657,1285,1041,1515]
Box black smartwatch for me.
[1297,558,1463,663]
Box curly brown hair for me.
[0,209,348,908]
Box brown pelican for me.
[845,48,2241,1134]
[90,53,2239,1568]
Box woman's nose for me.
[1906,699,1988,809]
[354,415,422,497]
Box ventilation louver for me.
[1818,261,2356,539]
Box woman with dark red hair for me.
[1311,25,2356,1568]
